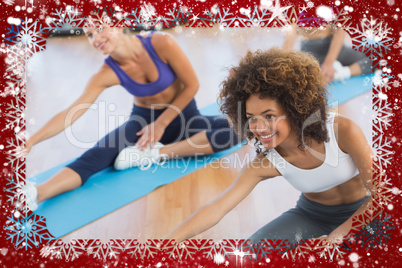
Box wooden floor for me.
[26,26,373,242]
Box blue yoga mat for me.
[327,74,373,105]
[30,75,373,238]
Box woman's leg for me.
[36,167,81,203]
[32,113,147,204]
[300,37,331,65]
[348,63,363,76]
[160,131,213,158]
[249,194,369,245]
[249,208,331,245]
[336,45,373,75]
[160,114,241,158]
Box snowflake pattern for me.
[196,239,263,263]
[5,134,25,171]
[126,7,159,29]
[373,94,393,134]
[4,97,26,130]
[279,239,314,260]
[42,239,88,261]
[370,71,394,174]
[333,8,352,28]
[261,0,292,26]
[280,238,349,261]
[125,239,162,260]
[140,2,157,21]
[163,239,199,260]
[4,44,32,86]
[5,211,55,250]
[227,6,273,27]
[40,7,86,36]
[189,5,299,28]
[347,17,393,70]
[161,6,195,27]
[202,239,241,260]
[4,176,24,208]
[4,176,28,210]
[313,239,349,261]
[374,74,393,92]
[373,134,393,170]
[4,19,48,54]
[353,211,395,250]
[85,7,126,28]
[39,7,47,17]
[3,74,26,99]
[1,3,396,263]
[86,239,127,261]
[298,10,327,27]
[371,162,393,207]
[126,6,194,30]
[240,239,274,260]
[296,7,351,36]
[197,6,237,27]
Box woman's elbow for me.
[192,80,200,94]
[182,80,199,96]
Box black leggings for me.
[67,99,241,184]
[301,36,372,74]
[249,194,369,244]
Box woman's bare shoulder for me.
[88,63,120,89]
[332,114,358,137]
[332,114,366,154]
[150,32,177,52]
[132,31,174,47]
[243,151,281,180]
[148,32,186,65]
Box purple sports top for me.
[104,31,177,97]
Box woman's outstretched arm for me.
[164,155,277,243]
[25,66,116,153]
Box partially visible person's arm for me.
[164,156,278,242]
[282,24,298,50]
[321,27,345,81]
[25,67,116,154]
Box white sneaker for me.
[21,181,38,211]
[332,61,351,82]
[114,142,168,171]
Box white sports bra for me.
[265,113,359,193]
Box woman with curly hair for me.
[165,48,373,245]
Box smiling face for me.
[245,94,293,150]
[83,26,122,55]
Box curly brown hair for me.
[219,48,329,151]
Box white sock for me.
[333,61,351,81]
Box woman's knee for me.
[207,128,242,152]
